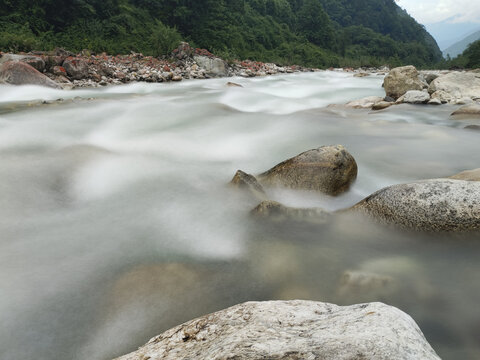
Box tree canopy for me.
[0,0,443,68]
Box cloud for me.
[397,0,480,24]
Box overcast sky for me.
[396,0,480,24]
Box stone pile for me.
[0,43,317,89]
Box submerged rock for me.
[251,200,330,224]
[372,101,392,110]
[383,65,425,99]
[0,61,60,88]
[258,145,358,196]
[345,96,384,109]
[451,103,480,116]
[449,168,480,181]
[351,179,480,232]
[114,300,440,360]
[230,170,267,201]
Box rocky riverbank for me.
[0,42,324,89]
[343,65,480,114]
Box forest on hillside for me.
[0,0,444,68]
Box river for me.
[0,72,479,359]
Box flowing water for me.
[0,72,479,360]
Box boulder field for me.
[0,43,317,89]
[114,300,440,360]
[344,65,480,111]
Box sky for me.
[396,0,480,49]
[396,0,480,24]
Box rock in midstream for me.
[114,300,440,360]
[251,200,331,224]
[258,145,358,196]
[383,65,426,99]
[350,179,480,232]
[229,170,267,201]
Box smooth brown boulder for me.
[383,66,425,99]
[258,145,358,196]
[0,61,60,88]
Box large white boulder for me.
[114,300,440,360]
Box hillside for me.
[0,0,442,68]
[443,30,480,59]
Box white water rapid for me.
[0,72,479,360]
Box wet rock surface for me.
[114,300,440,360]
[251,200,331,224]
[230,170,267,201]
[258,145,358,196]
[351,179,480,232]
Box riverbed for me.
[0,72,479,359]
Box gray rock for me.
[114,300,440,360]
[230,170,267,201]
[0,53,45,72]
[194,55,228,77]
[422,72,439,84]
[0,61,60,88]
[430,90,453,104]
[428,71,480,102]
[403,90,431,104]
[383,66,425,99]
[449,168,480,181]
[258,145,358,196]
[345,96,384,109]
[451,103,480,116]
[63,57,89,80]
[251,200,330,224]
[465,124,480,131]
[226,81,242,87]
[351,179,480,232]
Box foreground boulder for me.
[258,145,358,196]
[351,179,480,232]
[115,300,440,360]
[383,65,425,99]
[429,72,480,102]
[0,61,60,88]
[251,200,330,224]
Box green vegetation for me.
[445,40,480,69]
[0,0,443,68]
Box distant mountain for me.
[424,19,480,50]
[443,30,480,58]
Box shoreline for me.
[0,42,391,90]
